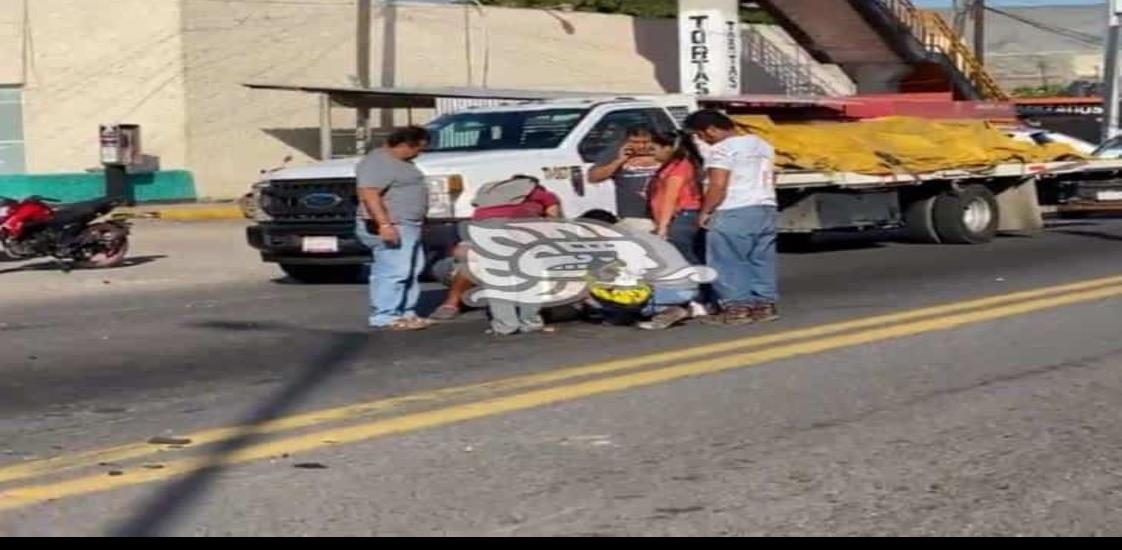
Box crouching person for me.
[460,175,563,336]
[578,210,708,330]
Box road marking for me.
[2,274,1122,487]
[2,280,1121,511]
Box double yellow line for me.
[3,274,1122,511]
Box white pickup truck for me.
[246,95,1122,283]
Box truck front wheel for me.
[933,186,1000,244]
[280,264,365,284]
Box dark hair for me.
[651,131,704,175]
[625,124,654,138]
[578,209,619,225]
[683,109,736,132]
[386,126,431,147]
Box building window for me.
[0,87,26,174]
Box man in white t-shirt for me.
[685,110,780,325]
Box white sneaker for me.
[689,301,710,318]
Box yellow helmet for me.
[588,281,652,310]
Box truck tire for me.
[280,264,364,284]
[933,186,1000,244]
[778,233,815,252]
[903,195,941,244]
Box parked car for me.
[1092,135,1122,160]
[1006,128,1096,156]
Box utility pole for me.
[953,0,969,39]
[1104,0,1122,141]
[356,0,372,155]
[973,0,986,65]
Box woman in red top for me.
[648,131,705,264]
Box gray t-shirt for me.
[355,149,428,222]
[594,148,658,219]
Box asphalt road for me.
[2,218,1122,536]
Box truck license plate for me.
[302,236,339,254]
[1096,191,1122,202]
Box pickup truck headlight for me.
[249,181,273,222]
[426,174,464,219]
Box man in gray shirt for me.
[588,125,661,233]
[355,126,432,331]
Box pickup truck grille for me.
[261,179,358,222]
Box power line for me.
[984,5,1103,47]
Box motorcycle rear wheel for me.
[73,223,130,269]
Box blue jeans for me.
[706,205,779,306]
[645,285,699,316]
[356,220,426,327]
[668,210,704,265]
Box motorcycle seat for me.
[23,198,120,231]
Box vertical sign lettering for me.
[679,0,741,96]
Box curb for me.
[116,203,247,221]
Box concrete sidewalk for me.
[117,201,247,222]
[0,219,277,306]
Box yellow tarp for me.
[731,116,1084,176]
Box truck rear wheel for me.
[903,194,941,244]
[280,264,364,284]
[933,186,1000,244]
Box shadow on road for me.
[268,276,450,318]
[109,320,373,537]
[1054,229,1122,243]
[778,232,888,255]
[0,255,166,275]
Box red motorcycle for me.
[0,196,130,269]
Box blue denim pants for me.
[356,220,426,327]
[705,205,779,306]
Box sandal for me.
[429,305,460,321]
[375,318,431,331]
[721,306,757,327]
[637,306,690,331]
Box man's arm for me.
[357,186,401,247]
[534,187,563,219]
[699,167,730,228]
[587,145,629,184]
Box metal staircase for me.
[873,0,1008,100]
[755,0,1008,101]
[742,26,853,96]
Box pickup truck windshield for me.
[426,108,588,152]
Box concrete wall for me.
[179,0,356,199]
[16,0,188,175]
[0,0,24,85]
[16,0,188,176]
[8,0,848,200]
[177,1,688,199]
